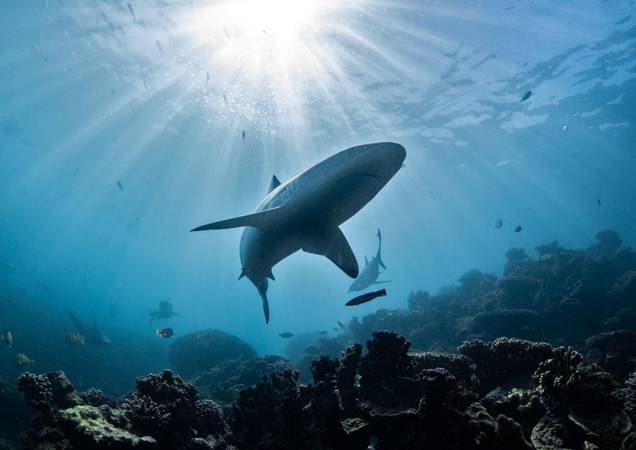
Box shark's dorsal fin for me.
[268,175,281,194]
[191,206,286,232]
[302,227,358,278]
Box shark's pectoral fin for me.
[191,206,286,232]
[302,227,358,278]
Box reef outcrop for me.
[168,329,258,379]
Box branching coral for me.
[123,394,170,433]
[17,372,53,410]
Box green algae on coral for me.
[59,405,156,448]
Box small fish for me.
[156,40,164,54]
[242,130,245,141]
[346,289,387,306]
[127,2,135,24]
[514,226,522,232]
[495,219,502,228]
[334,328,339,331]
[519,90,532,103]
[318,331,328,335]
[338,320,345,328]
[156,327,174,339]
[13,353,35,368]
[222,94,227,105]
[65,332,84,345]
[278,332,294,338]
[3,126,25,135]
[30,44,48,63]
[597,199,601,207]
[117,181,123,190]
[1,331,12,347]
[101,12,109,23]
[206,71,210,84]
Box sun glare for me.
[189,0,333,75]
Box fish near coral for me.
[1,331,12,348]
[65,332,84,345]
[157,327,174,339]
[278,332,294,338]
[14,353,35,367]
[346,288,387,306]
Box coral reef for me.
[17,372,53,410]
[459,338,554,394]
[168,329,258,378]
[123,395,170,434]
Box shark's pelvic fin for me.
[302,227,358,278]
[191,206,285,232]
[268,175,281,194]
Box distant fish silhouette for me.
[519,91,532,103]
[495,219,502,228]
[514,226,522,232]
[148,301,184,322]
[156,40,164,54]
[348,229,390,292]
[597,199,601,207]
[346,289,387,306]
[223,94,227,105]
[242,130,245,141]
[117,181,123,190]
[69,313,111,346]
[3,126,25,135]
[278,332,294,338]
[127,2,135,23]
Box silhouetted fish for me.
[117,181,123,190]
[242,130,245,141]
[278,332,294,338]
[514,226,522,232]
[223,94,227,105]
[597,199,601,206]
[3,126,25,134]
[519,91,532,103]
[346,289,387,306]
[495,219,502,228]
[318,331,328,335]
[13,353,34,367]
[156,40,164,54]
[127,3,135,23]
[338,320,345,328]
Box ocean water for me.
[0,0,634,388]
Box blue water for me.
[0,0,634,364]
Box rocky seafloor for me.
[3,229,636,450]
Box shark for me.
[148,300,184,323]
[191,142,406,323]
[348,229,391,292]
[69,313,111,346]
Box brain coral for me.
[168,329,258,378]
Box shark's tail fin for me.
[376,229,386,270]
[256,278,270,324]
[69,312,84,334]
